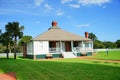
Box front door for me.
[65,42,71,52]
[49,41,56,48]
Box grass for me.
[0,57,120,80]
[94,50,120,60]
[0,50,120,80]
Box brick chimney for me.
[85,32,89,38]
[52,21,57,27]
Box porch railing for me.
[73,47,93,52]
[81,47,93,52]
[49,48,61,53]
[49,47,93,53]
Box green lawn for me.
[0,57,120,80]
[94,50,120,60]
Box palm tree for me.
[1,32,13,59]
[19,36,32,58]
[0,29,2,43]
[5,22,24,59]
[88,33,97,42]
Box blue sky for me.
[0,0,120,42]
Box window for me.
[85,43,89,47]
[73,41,79,47]
[39,41,43,50]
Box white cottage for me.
[27,21,93,59]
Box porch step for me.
[62,52,76,58]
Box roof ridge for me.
[48,26,61,30]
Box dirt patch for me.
[0,72,16,80]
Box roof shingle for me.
[33,26,91,41]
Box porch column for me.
[81,41,84,52]
[92,41,93,49]
[89,42,93,51]
[60,41,62,52]
[71,41,73,51]
[81,41,83,48]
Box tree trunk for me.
[8,42,11,53]
[23,43,25,58]
[14,37,17,59]
[6,45,9,59]
[23,43,27,58]
[25,44,27,57]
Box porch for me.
[49,41,93,58]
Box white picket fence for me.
[0,53,22,57]
[93,48,120,53]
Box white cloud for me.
[78,0,110,6]
[0,9,42,16]
[102,6,107,8]
[56,9,64,16]
[35,0,44,7]
[61,0,110,8]
[44,3,52,10]
[67,15,72,19]
[61,0,72,4]
[35,21,40,24]
[69,4,80,8]
[76,23,90,28]
[0,9,28,15]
